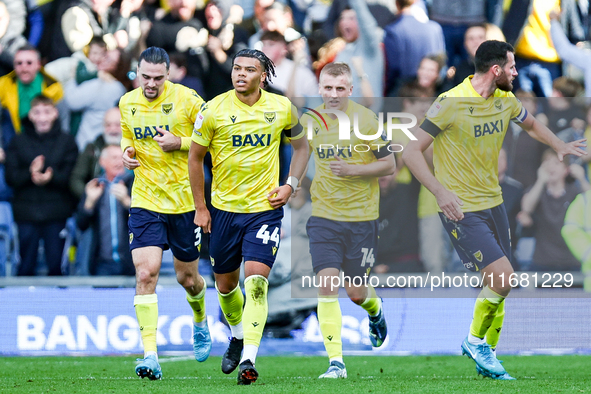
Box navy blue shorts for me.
[439,204,511,272]
[209,206,284,274]
[307,216,379,277]
[128,208,201,262]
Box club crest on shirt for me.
[473,250,483,263]
[162,103,173,115]
[264,111,276,124]
[494,99,502,111]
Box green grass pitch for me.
[1,355,590,393]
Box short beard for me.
[496,71,513,92]
[497,80,513,92]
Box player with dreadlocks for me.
[188,49,310,385]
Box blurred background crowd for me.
[1,0,591,281]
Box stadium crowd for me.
[0,0,591,278]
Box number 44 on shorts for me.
[256,224,280,246]
[361,247,375,267]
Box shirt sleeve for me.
[182,90,205,150]
[284,103,304,140]
[508,93,528,123]
[191,103,214,147]
[120,103,134,151]
[421,95,454,138]
[185,89,205,123]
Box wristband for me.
[286,176,299,193]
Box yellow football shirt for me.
[120,81,204,214]
[421,76,527,212]
[192,89,303,213]
[303,100,390,222]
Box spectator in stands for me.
[168,52,204,96]
[63,48,130,150]
[52,0,144,61]
[383,0,445,97]
[428,0,487,68]
[498,147,523,264]
[239,0,274,37]
[145,0,208,81]
[312,37,346,79]
[322,0,395,40]
[45,37,110,138]
[200,0,249,99]
[75,145,134,276]
[45,36,107,86]
[450,24,487,86]
[331,0,383,112]
[0,0,28,77]
[519,149,589,272]
[484,22,506,42]
[538,77,585,134]
[248,2,301,49]
[504,0,584,97]
[290,0,333,36]
[562,189,591,290]
[550,9,591,98]
[503,90,546,190]
[0,45,64,136]
[414,54,447,96]
[5,95,78,276]
[260,30,317,106]
[69,107,122,199]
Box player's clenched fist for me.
[267,185,292,209]
[122,147,140,169]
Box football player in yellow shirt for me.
[189,49,309,385]
[302,62,395,379]
[403,40,586,380]
[120,47,210,380]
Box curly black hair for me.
[232,49,276,88]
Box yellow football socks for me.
[360,286,381,317]
[318,297,343,362]
[134,294,158,355]
[186,283,207,326]
[242,275,268,347]
[486,299,505,349]
[470,286,505,339]
[217,282,245,338]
